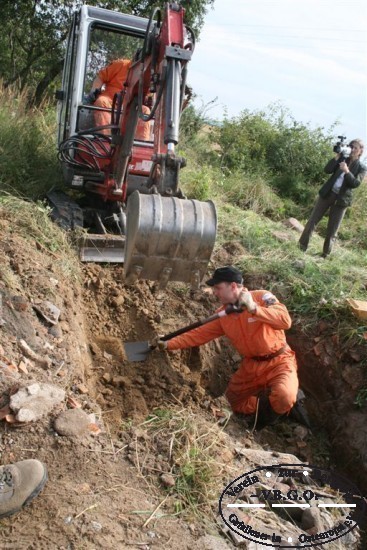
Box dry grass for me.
[138,406,232,518]
[0,193,80,280]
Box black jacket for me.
[319,157,366,207]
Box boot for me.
[288,389,312,429]
[253,393,283,431]
[0,459,48,519]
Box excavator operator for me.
[154,265,300,430]
[91,57,132,133]
[90,57,151,139]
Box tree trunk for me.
[32,59,64,106]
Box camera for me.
[333,135,351,163]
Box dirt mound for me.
[0,213,244,548]
[80,264,236,430]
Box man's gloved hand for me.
[156,340,167,351]
[83,87,102,105]
[238,291,257,313]
[149,337,167,351]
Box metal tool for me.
[123,303,243,362]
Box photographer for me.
[299,138,366,257]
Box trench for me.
[200,329,367,497]
[195,331,367,546]
[288,333,367,495]
[81,264,367,540]
[289,332,367,547]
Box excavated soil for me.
[81,263,237,428]
[0,211,366,549]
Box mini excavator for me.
[54,2,217,288]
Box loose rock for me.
[284,217,304,233]
[33,300,61,325]
[10,383,65,422]
[160,473,175,488]
[54,408,92,437]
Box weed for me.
[215,170,284,219]
[311,429,332,466]
[181,167,212,201]
[171,282,191,297]
[140,407,228,518]
[120,418,133,431]
[0,193,80,280]
[0,265,19,292]
[144,408,174,424]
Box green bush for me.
[214,103,336,199]
[272,172,317,205]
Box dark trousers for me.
[299,193,347,256]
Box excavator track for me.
[47,190,126,264]
[47,189,84,231]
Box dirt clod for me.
[54,408,92,437]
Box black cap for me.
[206,266,243,286]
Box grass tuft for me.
[0,193,80,280]
[140,406,229,518]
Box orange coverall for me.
[167,290,299,415]
[94,59,151,140]
[94,59,132,131]
[135,105,152,141]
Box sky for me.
[188,0,367,145]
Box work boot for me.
[253,393,283,431]
[288,389,312,429]
[0,459,48,519]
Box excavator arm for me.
[112,3,191,200]
[104,3,217,288]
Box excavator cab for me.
[56,4,217,288]
[57,6,151,184]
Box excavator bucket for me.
[124,191,217,288]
